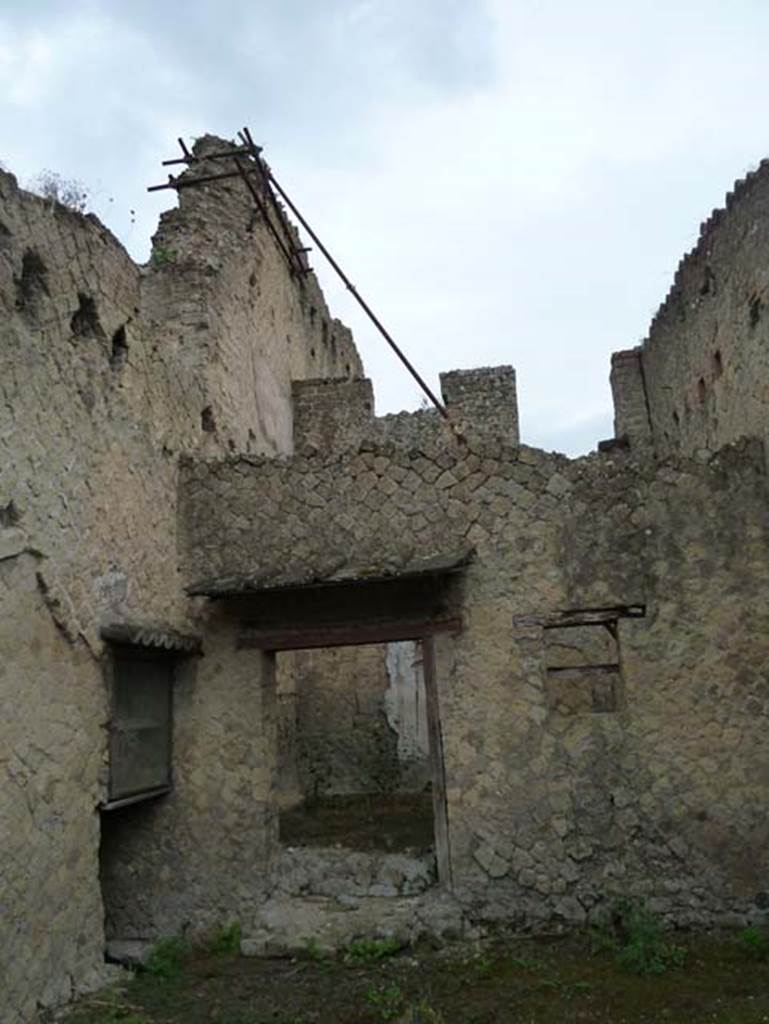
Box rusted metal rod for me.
[237,128,447,418]
[162,145,253,167]
[269,168,448,418]
[232,156,302,278]
[147,169,243,192]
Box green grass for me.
[591,899,686,975]
[364,983,405,1021]
[342,936,402,966]
[209,922,242,956]
[144,936,191,979]
[61,928,769,1024]
[737,925,769,962]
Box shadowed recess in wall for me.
[15,248,48,314]
[70,292,105,339]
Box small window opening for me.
[70,292,104,339]
[699,266,716,296]
[15,248,49,313]
[712,350,723,378]
[105,648,173,806]
[749,294,762,329]
[543,616,628,714]
[201,405,216,433]
[110,325,128,371]
[697,377,707,404]
[0,499,20,528]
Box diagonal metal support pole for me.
[148,129,450,421]
[237,128,448,419]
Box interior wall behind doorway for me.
[276,641,430,808]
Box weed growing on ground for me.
[342,936,402,966]
[300,936,326,961]
[365,983,405,1021]
[219,1015,305,1024]
[591,898,685,975]
[410,999,446,1023]
[536,977,593,999]
[466,950,496,978]
[736,925,769,961]
[509,955,546,972]
[209,921,242,955]
[60,988,151,1024]
[144,936,190,979]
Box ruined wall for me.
[0,554,107,1017]
[277,642,428,807]
[612,161,769,458]
[180,373,769,929]
[0,137,360,1024]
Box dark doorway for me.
[276,640,433,854]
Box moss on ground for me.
[62,930,769,1024]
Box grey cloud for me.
[2,1,769,454]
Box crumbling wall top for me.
[291,365,519,453]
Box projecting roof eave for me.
[185,549,474,599]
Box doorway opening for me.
[236,573,462,890]
[277,640,433,855]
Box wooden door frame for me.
[244,621,457,890]
[421,633,453,887]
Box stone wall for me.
[0,136,359,1024]
[180,375,769,928]
[611,161,769,458]
[7,135,769,1021]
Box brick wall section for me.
[610,349,652,447]
[611,161,769,457]
[292,366,519,457]
[180,384,769,928]
[440,365,519,442]
[0,135,360,1024]
[293,378,375,451]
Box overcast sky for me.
[2,1,768,453]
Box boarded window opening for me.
[544,620,621,715]
[106,649,173,806]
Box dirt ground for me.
[279,792,435,852]
[60,930,769,1024]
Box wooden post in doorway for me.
[422,634,452,888]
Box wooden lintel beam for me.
[514,605,646,631]
[237,617,463,651]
